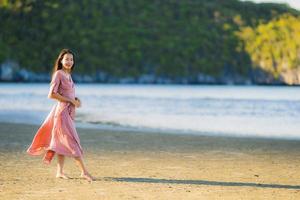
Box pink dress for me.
[27,69,83,164]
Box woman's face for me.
[61,53,74,70]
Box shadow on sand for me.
[103,177,300,190]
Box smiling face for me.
[61,53,74,70]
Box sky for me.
[242,0,300,10]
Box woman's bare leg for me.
[56,154,69,179]
[74,156,94,181]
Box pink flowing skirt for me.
[27,102,83,164]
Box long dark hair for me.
[51,49,75,78]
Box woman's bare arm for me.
[48,92,72,103]
[48,92,80,107]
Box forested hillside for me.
[0,0,299,84]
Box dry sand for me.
[1,122,300,199]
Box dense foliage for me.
[237,14,300,78]
[0,0,299,83]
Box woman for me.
[27,49,94,182]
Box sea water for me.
[0,83,299,139]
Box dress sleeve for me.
[49,71,61,95]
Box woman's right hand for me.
[70,99,81,108]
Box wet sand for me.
[1,122,300,199]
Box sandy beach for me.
[1,122,300,199]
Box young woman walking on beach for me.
[27,49,94,182]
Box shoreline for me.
[1,118,300,142]
[1,81,300,86]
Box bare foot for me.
[80,172,95,182]
[56,173,70,180]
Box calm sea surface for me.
[0,83,299,139]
